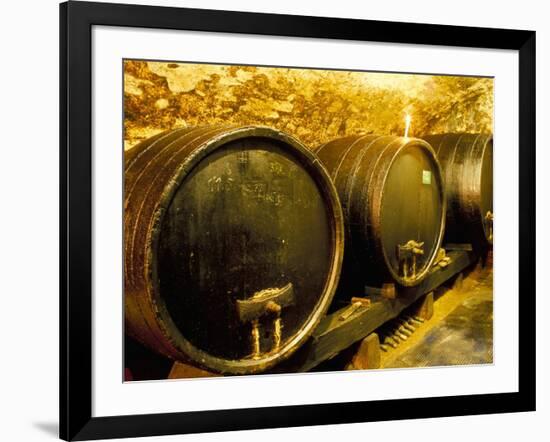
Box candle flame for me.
[404,114,412,138]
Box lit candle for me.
[404,114,412,138]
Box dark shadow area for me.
[124,335,173,381]
[33,421,58,438]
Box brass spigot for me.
[236,283,294,359]
[397,240,425,279]
[485,211,493,241]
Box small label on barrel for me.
[422,170,432,185]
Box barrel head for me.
[156,136,337,365]
[479,139,493,244]
[422,133,493,248]
[379,143,445,284]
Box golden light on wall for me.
[404,114,412,138]
[124,60,493,150]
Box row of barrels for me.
[124,126,493,375]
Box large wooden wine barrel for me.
[125,125,344,374]
[315,135,446,289]
[422,133,493,249]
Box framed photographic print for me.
[60,1,536,440]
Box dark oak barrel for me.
[315,135,446,289]
[125,125,344,374]
[422,133,493,249]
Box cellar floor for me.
[380,265,493,369]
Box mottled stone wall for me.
[124,60,493,151]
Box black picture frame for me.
[60,1,536,440]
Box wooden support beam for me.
[415,291,434,320]
[345,333,381,370]
[365,283,396,299]
[453,272,464,292]
[273,249,477,373]
[168,362,220,379]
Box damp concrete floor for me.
[380,266,493,369]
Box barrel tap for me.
[485,211,493,241]
[397,240,425,280]
[236,283,294,359]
